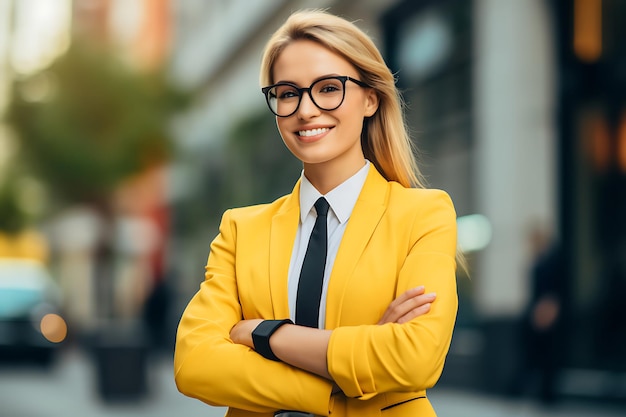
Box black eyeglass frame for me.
[261,76,370,117]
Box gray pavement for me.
[0,347,624,417]
[0,347,222,417]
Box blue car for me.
[0,258,68,366]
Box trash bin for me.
[91,320,149,402]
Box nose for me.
[296,90,321,119]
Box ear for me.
[363,88,379,118]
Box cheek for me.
[340,97,368,128]
[338,110,366,137]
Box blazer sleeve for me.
[174,209,333,415]
[327,190,459,399]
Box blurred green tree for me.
[5,40,186,213]
[0,175,28,233]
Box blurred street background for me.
[0,0,624,416]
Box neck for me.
[303,158,366,195]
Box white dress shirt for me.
[288,160,370,328]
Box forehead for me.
[272,39,357,84]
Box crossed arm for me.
[229,285,436,380]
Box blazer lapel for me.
[268,181,301,319]
[325,166,389,328]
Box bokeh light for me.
[457,214,493,253]
[40,313,68,343]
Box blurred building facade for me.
[168,0,625,403]
[553,0,626,401]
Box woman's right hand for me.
[377,286,436,325]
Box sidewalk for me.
[429,386,625,417]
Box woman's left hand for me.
[230,319,263,347]
[377,286,436,325]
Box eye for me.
[317,83,342,94]
[280,91,298,99]
[320,85,340,93]
[315,78,344,95]
[274,85,299,100]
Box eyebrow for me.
[272,73,343,86]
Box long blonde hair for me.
[259,9,425,189]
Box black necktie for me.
[295,197,330,328]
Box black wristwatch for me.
[252,319,293,361]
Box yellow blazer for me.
[174,165,458,417]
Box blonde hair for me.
[260,9,425,189]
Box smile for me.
[298,128,330,137]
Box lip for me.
[295,126,333,143]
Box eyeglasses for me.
[261,76,370,117]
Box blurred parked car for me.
[0,258,68,366]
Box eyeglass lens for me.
[266,77,347,117]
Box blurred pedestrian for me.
[174,9,461,417]
[516,227,564,405]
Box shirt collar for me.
[299,160,370,224]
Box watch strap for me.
[252,319,293,361]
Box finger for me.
[394,292,436,317]
[397,286,426,303]
[377,287,430,325]
[385,286,425,311]
[379,292,435,324]
[396,302,432,324]
[386,292,436,324]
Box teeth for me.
[298,128,329,137]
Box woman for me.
[175,9,459,417]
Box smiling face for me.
[271,39,378,188]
